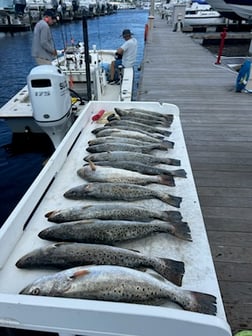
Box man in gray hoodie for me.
[32,9,57,65]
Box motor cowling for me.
[27,65,73,148]
[28,65,72,126]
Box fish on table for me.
[105,119,171,137]
[84,151,180,167]
[45,204,183,223]
[107,112,172,128]
[85,142,174,154]
[64,182,182,208]
[94,128,169,143]
[83,161,186,178]
[19,265,217,316]
[92,125,172,139]
[16,242,185,286]
[77,164,175,187]
[87,136,174,149]
[38,219,192,243]
[114,107,174,124]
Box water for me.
[0,9,149,227]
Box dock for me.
[137,14,252,334]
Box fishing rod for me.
[50,16,61,68]
[82,13,92,101]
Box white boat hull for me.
[184,13,224,25]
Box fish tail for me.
[163,130,172,137]
[155,142,174,150]
[163,114,174,123]
[162,121,173,128]
[156,190,182,207]
[167,195,182,208]
[164,141,174,149]
[157,258,185,286]
[170,169,187,178]
[179,291,217,315]
[162,211,182,222]
[162,140,172,146]
[173,221,192,241]
[155,134,165,140]
[165,158,181,166]
[159,175,175,187]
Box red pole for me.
[144,23,149,42]
[215,27,227,64]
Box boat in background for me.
[184,2,225,25]
[0,9,31,32]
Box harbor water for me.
[0,9,149,227]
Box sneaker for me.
[108,80,117,85]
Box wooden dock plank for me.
[137,14,252,334]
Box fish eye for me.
[31,288,40,295]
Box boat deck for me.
[137,14,252,334]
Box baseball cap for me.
[44,9,57,19]
[122,29,133,37]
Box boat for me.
[0,43,134,148]
[109,1,136,10]
[184,2,225,25]
[52,42,133,99]
[0,9,31,32]
[206,0,244,20]
[25,0,51,26]
[0,100,232,336]
[223,0,252,20]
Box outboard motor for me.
[27,65,73,148]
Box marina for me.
[0,5,252,336]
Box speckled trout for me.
[45,204,182,223]
[86,142,173,154]
[94,128,167,142]
[84,151,180,167]
[38,219,192,243]
[16,242,185,286]
[64,182,182,208]
[77,165,175,187]
[88,136,173,148]
[107,112,172,127]
[19,265,217,316]
[105,119,171,137]
[92,125,171,138]
[84,161,186,178]
[114,107,174,123]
